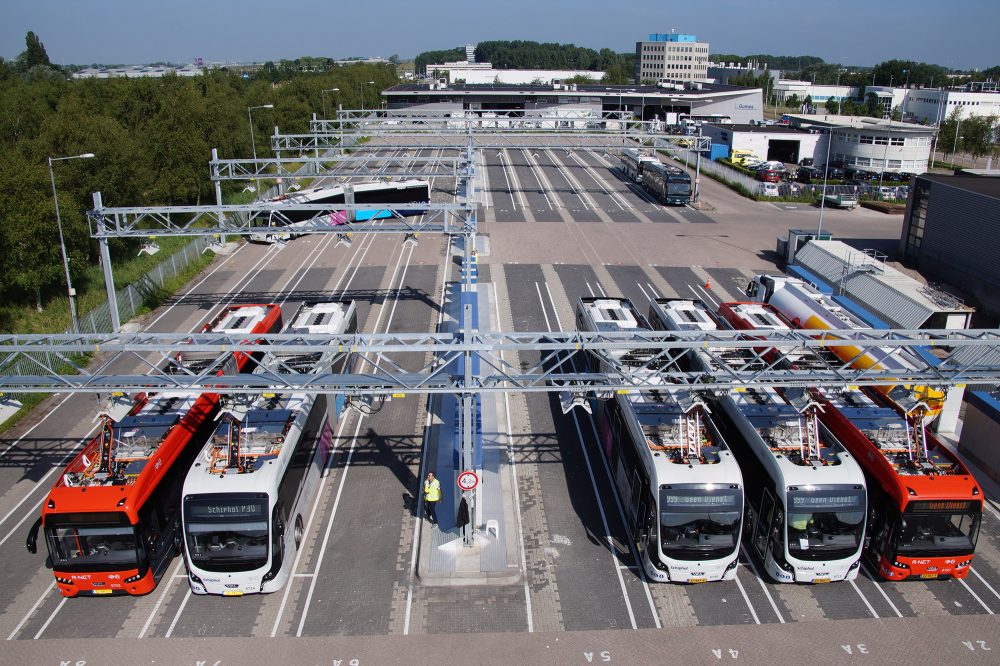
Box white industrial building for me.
[774,80,856,106]
[383,81,764,124]
[426,61,604,85]
[73,65,204,79]
[785,114,935,174]
[636,33,710,84]
[902,83,1000,124]
[701,124,821,164]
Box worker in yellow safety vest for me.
[423,472,442,525]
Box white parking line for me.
[733,572,761,624]
[740,546,786,623]
[970,566,1000,602]
[536,285,639,630]
[959,576,994,614]
[860,563,904,618]
[6,582,55,640]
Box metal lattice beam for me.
[86,197,475,238]
[210,155,467,182]
[3,329,999,396]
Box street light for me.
[247,104,274,193]
[48,152,95,333]
[321,88,339,119]
[360,81,375,112]
[836,69,846,116]
[817,128,835,237]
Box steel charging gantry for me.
[3,329,1000,395]
[18,109,999,544]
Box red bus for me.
[26,304,282,597]
[718,300,982,580]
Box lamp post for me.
[321,87,339,119]
[836,69,845,116]
[817,128,835,237]
[48,152,95,333]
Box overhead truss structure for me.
[210,154,469,182]
[3,328,999,396]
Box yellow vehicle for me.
[730,149,761,166]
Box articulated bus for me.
[650,298,867,583]
[26,304,283,597]
[620,148,660,183]
[742,276,982,580]
[252,179,432,243]
[576,297,744,583]
[182,301,358,595]
[642,162,692,206]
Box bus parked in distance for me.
[642,162,692,206]
[576,297,744,583]
[620,148,660,183]
[182,301,358,596]
[26,304,283,597]
[251,180,432,243]
[650,298,867,584]
[742,276,982,580]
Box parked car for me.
[798,157,814,167]
[878,186,902,200]
[756,169,782,183]
[823,166,846,180]
[759,182,780,197]
[796,166,821,183]
[844,168,875,180]
[755,161,787,172]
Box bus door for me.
[627,471,647,537]
[753,489,776,560]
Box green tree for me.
[17,31,52,72]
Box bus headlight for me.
[958,560,972,568]
[124,572,144,583]
[56,577,73,585]
[892,560,910,570]
[725,559,739,573]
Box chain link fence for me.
[2,235,213,406]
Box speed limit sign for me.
[457,470,479,492]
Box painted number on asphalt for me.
[841,645,869,655]
[962,641,990,651]
[583,651,611,662]
[712,649,739,659]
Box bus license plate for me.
[223,590,244,597]
[93,589,113,595]
[921,573,939,579]
[813,578,831,584]
[688,578,708,584]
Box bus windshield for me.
[787,487,865,561]
[897,511,981,556]
[666,178,691,195]
[660,486,742,561]
[184,494,269,573]
[46,513,138,571]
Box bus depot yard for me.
[2,119,1000,665]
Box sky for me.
[3,0,998,70]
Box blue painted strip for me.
[785,265,833,295]
[831,295,890,329]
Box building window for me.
[890,137,904,146]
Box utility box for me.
[785,228,833,265]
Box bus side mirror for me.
[173,532,183,556]
[26,517,41,554]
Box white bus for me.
[649,298,867,584]
[576,297,744,583]
[181,301,358,595]
[620,148,659,183]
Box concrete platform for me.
[416,279,522,586]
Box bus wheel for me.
[294,515,304,550]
